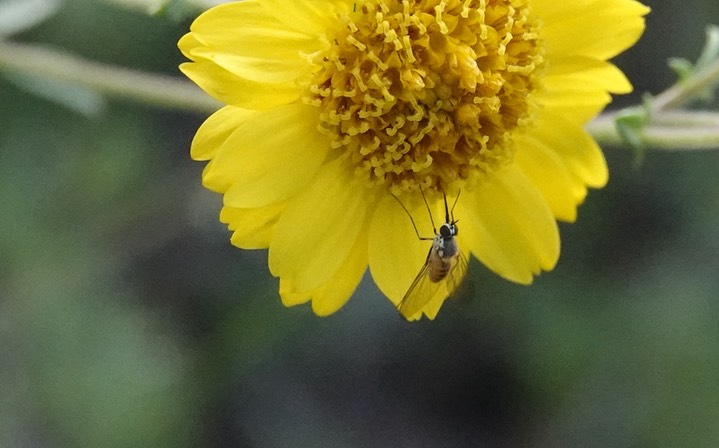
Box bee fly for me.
[392,189,469,320]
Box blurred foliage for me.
[1,0,719,447]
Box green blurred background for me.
[1,0,718,446]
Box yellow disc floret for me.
[307,0,543,194]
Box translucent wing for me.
[397,249,435,319]
[445,250,469,299]
[397,249,469,320]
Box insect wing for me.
[397,249,469,320]
[445,250,469,298]
[397,249,440,320]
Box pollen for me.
[308,0,543,194]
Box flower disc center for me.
[308,0,543,194]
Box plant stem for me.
[586,112,719,150]
[0,40,220,113]
[586,52,719,150]
[650,58,719,112]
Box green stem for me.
[650,58,719,112]
[586,52,719,150]
[586,112,719,150]
[0,40,220,113]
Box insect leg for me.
[391,193,433,241]
[419,186,437,234]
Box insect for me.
[393,189,469,320]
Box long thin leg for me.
[419,186,437,234]
[391,193,434,241]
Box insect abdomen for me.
[428,257,452,282]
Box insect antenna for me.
[441,190,451,224]
[449,189,461,223]
[391,192,434,241]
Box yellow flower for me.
[179,0,648,320]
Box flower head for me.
[179,0,648,320]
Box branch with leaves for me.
[586,25,719,160]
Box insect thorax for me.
[433,234,458,259]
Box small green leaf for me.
[695,25,719,72]
[614,107,648,167]
[668,58,695,82]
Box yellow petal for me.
[191,106,256,161]
[530,113,609,188]
[533,87,612,125]
[539,0,649,60]
[310,230,368,316]
[514,133,587,223]
[177,33,202,60]
[278,227,367,316]
[531,0,595,22]
[189,51,313,84]
[279,277,311,307]
[179,60,301,110]
[220,202,286,250]
[545,57,633,94]
[412,285,453,321]
[461,166,560,284]
[268,160,372,293]
[187,1,321,57]
[257,0,348,35]
[202,103,330,207]
[179,1,321,101]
